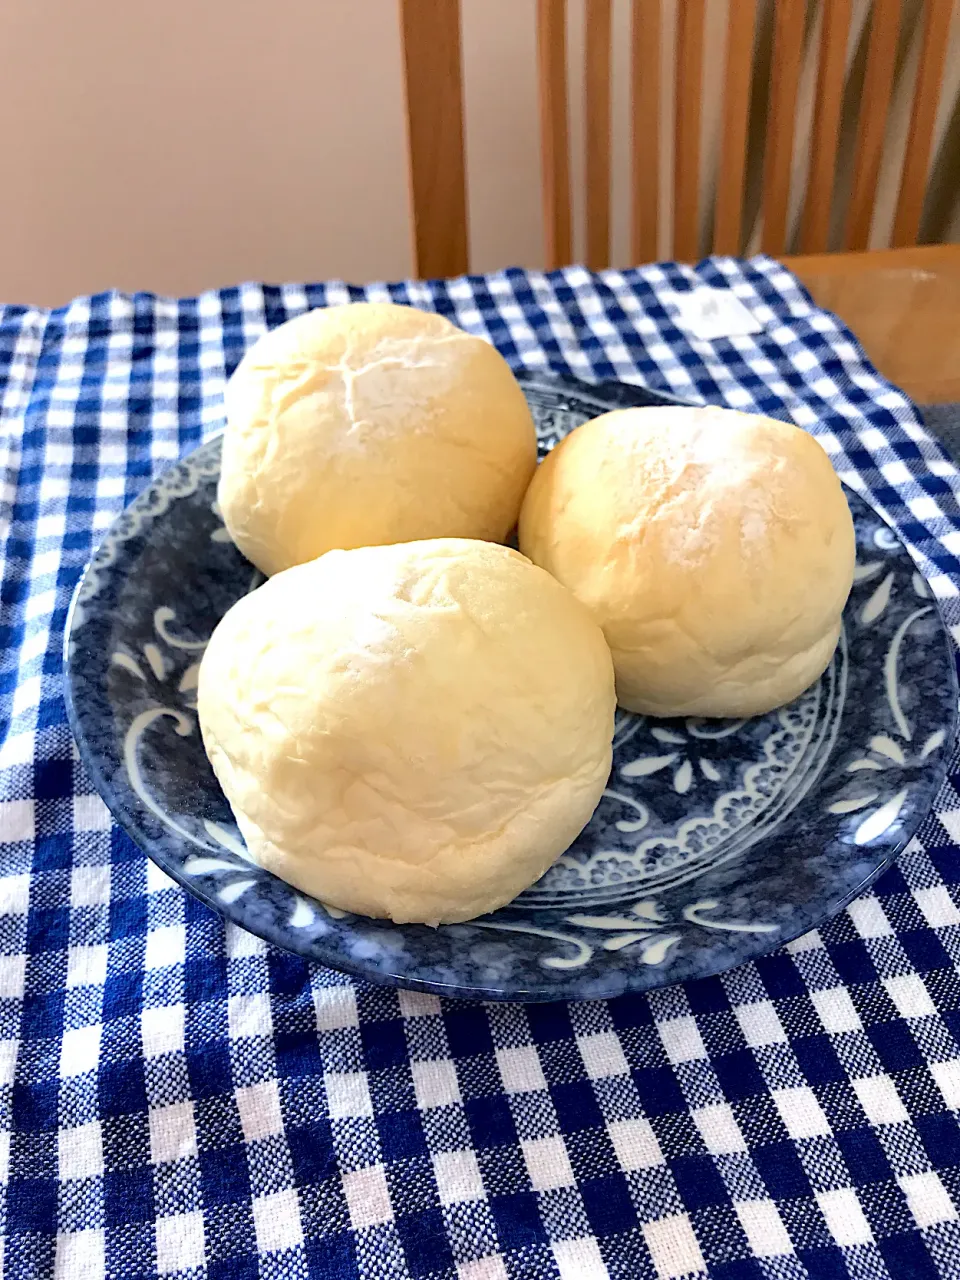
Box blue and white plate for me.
[64,373,957,1001]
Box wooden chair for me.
[398,0,955,277]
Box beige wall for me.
[0,1,415,304]
[0,1,957,308]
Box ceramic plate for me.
[64,372,958,1001]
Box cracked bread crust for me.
[519,405,856,718]
[219,303,537,575]
[197,539,616,924]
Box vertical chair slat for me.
[761,0,806,254]
[674,0,706,260]
[399,0,469,278]
[713,0,758,255]
[800,0,853,253]
[631,0,661,263]
[845,0,904,250]
[585,0,613,269]
[892,0,953,247]
[537,0,573,269]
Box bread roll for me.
[519,405,855,717]
[219,302,537,575]
[197,539,616,924]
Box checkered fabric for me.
[2,256,960,1280]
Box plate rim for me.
[62,372,959,1000]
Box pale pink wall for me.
[0,0,415,305]
[460,0,543,273]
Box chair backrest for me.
[399,0,955,277]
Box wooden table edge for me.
[781,244,960,405]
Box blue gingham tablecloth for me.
[2,257,960,1280]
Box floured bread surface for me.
[219,302,537,574]
[197,539,616,924]
[518,405,856,717]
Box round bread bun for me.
[197,538,616,924]
[219,302,537,575]
[518,405,856,718]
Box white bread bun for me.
[218,302,537,575]
[197,539,616,924]
[518,405,855,718]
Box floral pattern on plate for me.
[64,373,957,1000]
